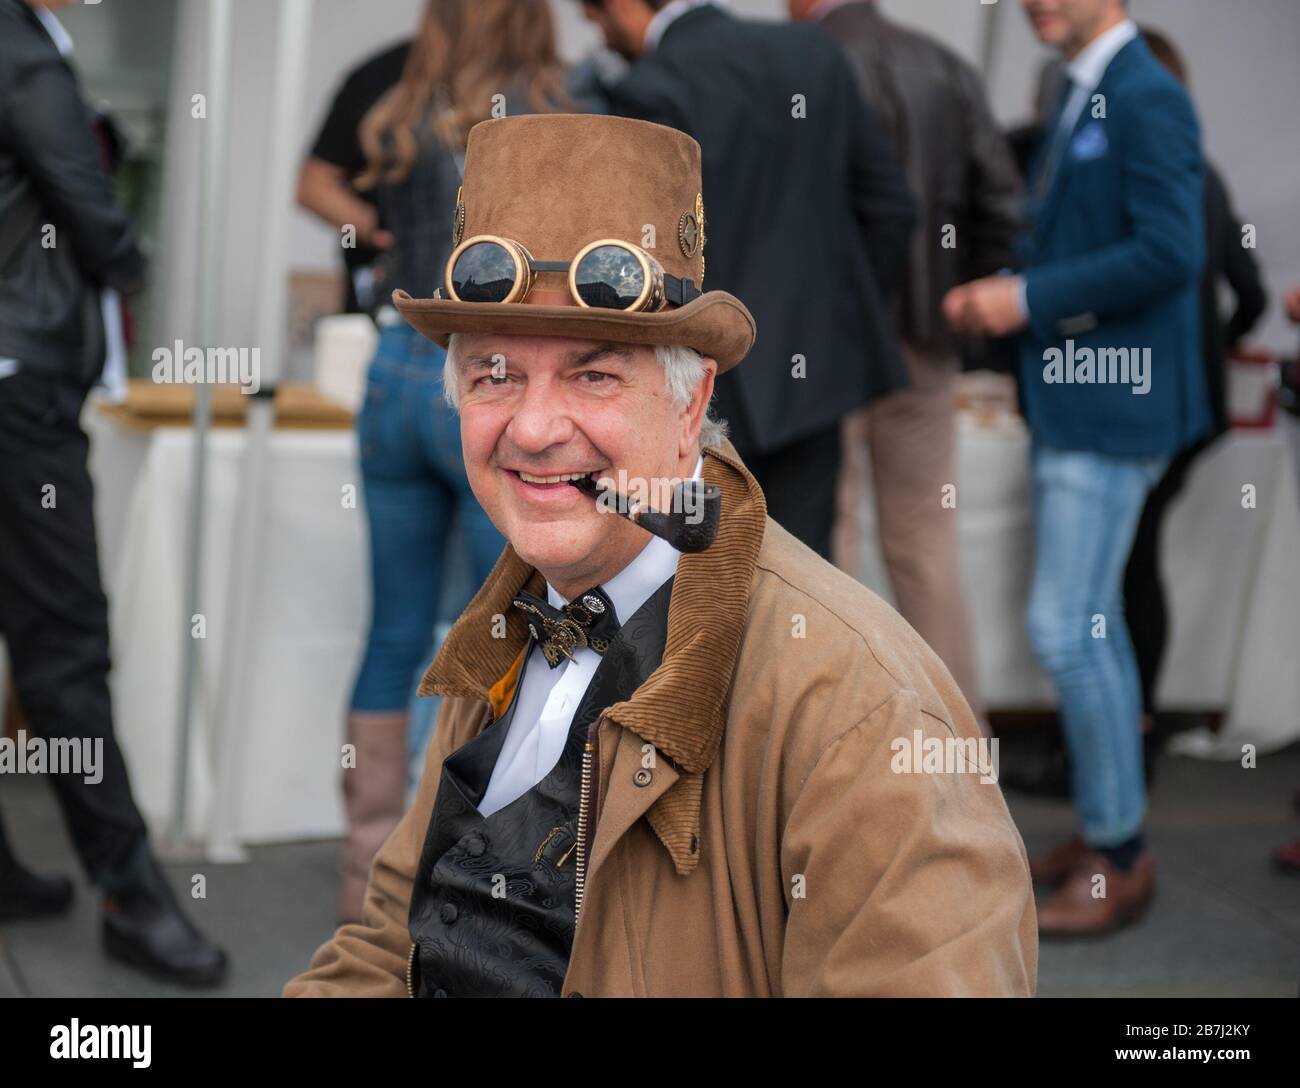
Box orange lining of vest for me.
[486,644,528,721]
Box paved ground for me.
[2,738,1297,998]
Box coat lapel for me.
[1032,94,1089,239]
[1033,37,1141,241]
[418,438,768,876]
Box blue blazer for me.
[1017,35,1211,457]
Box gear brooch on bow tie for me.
[511,587,620,668]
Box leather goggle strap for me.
[664,276,700,307]
[533,258,699,309]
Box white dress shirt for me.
[33,5,74,54]
[476,455,704,816]
[1057,18,1138,137]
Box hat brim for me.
[391,289,755,373]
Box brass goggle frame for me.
[443,235,696,312]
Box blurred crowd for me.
[295,0,1299,939]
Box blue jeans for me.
[350,325,505,713]
[1025,444,1169,847]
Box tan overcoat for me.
[285,440,1037,997]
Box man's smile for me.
[514,469,602,485]
[502,466,609,501]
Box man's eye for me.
[477,371,509,386]
[578,371,611,383]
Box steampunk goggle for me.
[443,235,702,313]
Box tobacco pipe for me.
[568,475,721,553]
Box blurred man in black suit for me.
[795,0,1023,727]
[580,0,915,558]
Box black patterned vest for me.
[408,576,674,997]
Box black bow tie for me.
[512,586,621,668]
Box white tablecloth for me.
[87,411,367,850]
[81,407,1300,849]
[845,412,1300,755]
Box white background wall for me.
[150,0,1299,357]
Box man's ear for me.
[680,356,717,460]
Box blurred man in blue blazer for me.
[944,0,1209,937]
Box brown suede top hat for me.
[392,113,755,371]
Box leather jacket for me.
[821,1,1022,352]
[0,0,145,386]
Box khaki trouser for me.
[834,343,987,729]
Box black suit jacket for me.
[606,4,916,455]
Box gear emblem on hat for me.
[678,209,699,258]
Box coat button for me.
[466,835,486,857]
[440,903,458,924]
[433,988,448,998]
[633,768,653,787]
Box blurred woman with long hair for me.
[337,0,578,924]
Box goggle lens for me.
[449,241,517,302]
[573,245,647,310]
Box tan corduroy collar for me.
[418,439,767,874]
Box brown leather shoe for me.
[1028,834,1089,886]
[1037,851,1155,938]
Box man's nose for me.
[504,377,577,455]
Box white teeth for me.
[517,470,595,484]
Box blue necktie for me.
[1029,76,1079,217]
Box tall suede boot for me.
[337,710,409,924]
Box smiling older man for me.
[284,114,1036,998]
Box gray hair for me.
[442,334,727,450]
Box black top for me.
[311,40,411,174]
[309,40,410,312]
[310,43,602,315]
[1200,162,1266,435]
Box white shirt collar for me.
[33,6,74,57]
[546,454,703,624]
[644,0,725,52]
[1065,18,1137,91]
